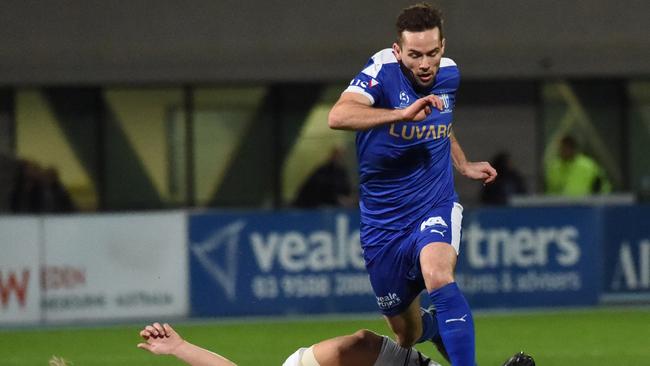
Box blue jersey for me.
[344,49,460,232]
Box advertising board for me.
[456,207,602,308]
[601,205,650,302]
[189,210,376,316]
[42,212,188,322]
[0,218,41,325]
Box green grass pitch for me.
[1,307,649,365]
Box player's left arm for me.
[450,133,497,184]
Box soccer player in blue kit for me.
[328,3,497,366]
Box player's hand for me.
[137,322,184,355]
[461,161,497,184]
[400,95,444,122]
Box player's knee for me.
[422,269,454,290]
[340,329,376,355]
[351,329,375,345]
[324,330,381,365]
[330,330,374,362]
[420,245,457,290]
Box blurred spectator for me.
[293,147,354,208]
[545,135,611,196]
[11,159,42,212]
[11,160,75,213]
[0,154,16,212]
[41,167,75,212]
[480,151,526,205]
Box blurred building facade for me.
[0,0,648,211]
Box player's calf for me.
[385,300,424,348]
[416,306,450,363]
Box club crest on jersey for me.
[420,216,448,231]
[436,93,452,114]
[398,91,410,108]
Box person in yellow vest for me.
[545,135,611,196]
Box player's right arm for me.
[328,92,443,131]
[138,322,237,366]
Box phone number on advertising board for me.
[251,274,373,299]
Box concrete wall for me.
[1,0,648,84]
[453,81,539,207]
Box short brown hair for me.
[396,3,444,43]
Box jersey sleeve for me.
[343,49,395,105]
[343,64,383,105]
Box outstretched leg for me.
[312,329,383,366]
[284,329,443,366]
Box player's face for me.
[393,28,445,88]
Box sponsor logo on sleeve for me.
[350,78,379,90]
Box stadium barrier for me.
[189,210,370,317]
[0,217,40,325]
[456,207,602,308]
[1,205,648,325]
[601,205,650,303]
[0,212,188,325]
[188,205,650,316]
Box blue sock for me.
[416,306,439,343]
[429,282,476,366]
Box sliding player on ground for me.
[137,322,535,366]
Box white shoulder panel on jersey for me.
[440,57,457,68]
[362,48,397,78]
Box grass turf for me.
[1,307,649,365]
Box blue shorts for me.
[361,202,463,316]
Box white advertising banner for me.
[0,217,41,325]
[42,212,188,322]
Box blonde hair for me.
[49,356,71,366]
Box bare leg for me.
[420,243,456,291]
[312,330,383,366]
[383,297,423,347]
